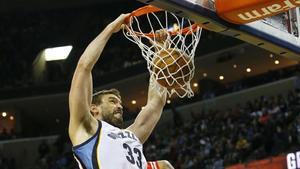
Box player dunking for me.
[68,14,173,169]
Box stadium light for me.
[131,100,136,105]
[167,99,171,104]
[44,45,73,61]
[9,116,14,120]
[2,112,7,117]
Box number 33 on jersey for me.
[73,121,147,169]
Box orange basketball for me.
[152,48,193,89]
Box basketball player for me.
[68,13,172,169]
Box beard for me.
[102,111,123,128]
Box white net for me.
[123,7,202,98]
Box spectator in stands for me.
[212,154,224,169]
[235,134,250,151]
[144,92,300,168]
[258,111,270,124]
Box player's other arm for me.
[68,14,129,145]
[127,78,167,143]
[158,160,174,169]
[127,30,168,144]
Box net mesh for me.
[123,9,202,98]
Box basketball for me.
[152,48,193,89]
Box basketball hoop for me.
[123,5,202,98]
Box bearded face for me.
[93,94,123,128]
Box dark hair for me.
[92,88,121,105]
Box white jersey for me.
[73,120,147,169]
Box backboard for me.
[136,0,300,59]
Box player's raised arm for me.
[127,76,167,143]
[126,30,168,144]
[68,14,129,145]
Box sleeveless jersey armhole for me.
[73,120,102,149]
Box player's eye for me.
[109,99,116,104]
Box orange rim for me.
[125,5,200,38]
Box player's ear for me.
[90,104,100,116]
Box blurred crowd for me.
[30,138,77,169]
[9,88,296,169]
[144,89,300,169]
